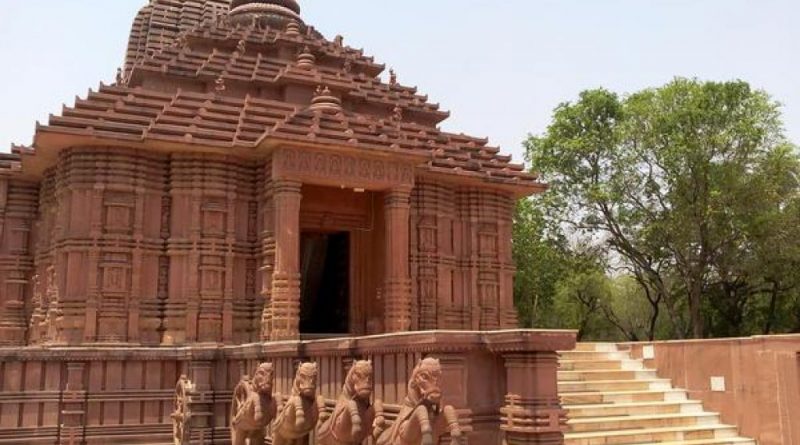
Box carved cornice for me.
[273,147,415,190]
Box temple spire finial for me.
[229,0,302,25]
[309,85,342,111]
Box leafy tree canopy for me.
[517,78,800,339]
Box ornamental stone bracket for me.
[272,147,416,191]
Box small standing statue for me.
[374,358,462,445]
[316,360,377,445]
[231,363,278,445]
[272,362,327,445]
[171,375,195,445]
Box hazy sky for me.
[1,0,798,164]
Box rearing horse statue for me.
[230,363,278,445]
[272,362,327,445]
[316,360,377,445]
[374,357,462,445]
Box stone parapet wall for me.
[0,329,575,445]
[623,335,800,445]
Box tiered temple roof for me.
[13,0,543,194]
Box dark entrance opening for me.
[299,231,350,335]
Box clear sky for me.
[1,0,798,163]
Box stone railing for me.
[624,335,800,445]
[0,329,575,445]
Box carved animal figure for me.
[374,358,462,445]
[231,363,278,445]
[316,360,376,445]
[272,362,327,445]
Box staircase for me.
[558,343,756,445]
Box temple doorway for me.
[299,231,351,336]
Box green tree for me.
[512,197,568,328]
[525,78,800,339]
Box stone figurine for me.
[272,362,327,445]
[230,363,278,445]
[171,375,195,445]
[316,360,377,444]
[374,358,462,445]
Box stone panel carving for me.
[274,148,414,189]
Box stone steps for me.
[561,350,631,361]
[560,359,645,371]
[568,412,721,433]
[561,389,690,405]
[631,439,757,445]
[565,425,742,445]
[559,378,673,392]
[559,343,756,445]
[567,400,704,418]
[559,369,659,381]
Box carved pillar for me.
[500,351,569,445]
[187,359,214,444]
[384,187,412,332]
[59,362,87,445]
[269,180,302,341]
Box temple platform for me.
[0,329,575,445]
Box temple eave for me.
[28,129,542,196]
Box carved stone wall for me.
[0,146,521,346]
[18,148,263,347]
[164,153,260,345]
[0,178,38,346]
[411,182,517,331]
[28,148,168,345]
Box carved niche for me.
[201,199,227,237]
[199,256,225,296]
[100,253,132,295]
[8,225,30,254]
[478,272,499,306]
[103,192,135,234]
[478,223,498,257]
[417,216,437,253]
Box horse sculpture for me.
[316,360,377,445]
[272,362,327,445]
[374,357,462,445]
[230,363,278,445]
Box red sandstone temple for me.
[0,0,543,348]
[0,1,573,444]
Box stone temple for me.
[0,1,574,444]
